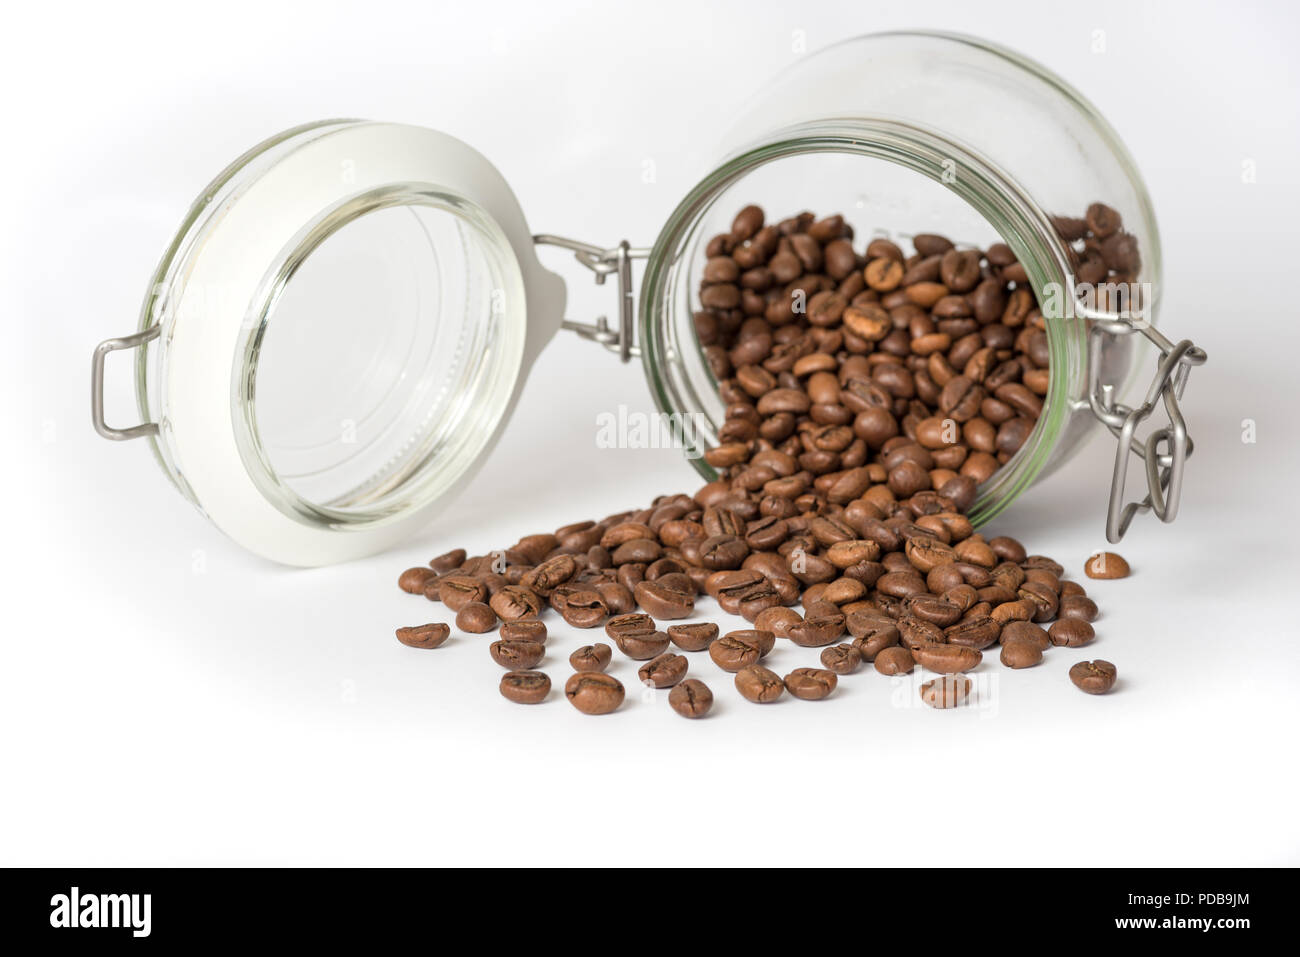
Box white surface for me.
[2,0,1298,866]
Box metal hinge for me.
[1087,313,1207,543]
[534,234,649,363]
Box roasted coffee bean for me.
[491,638,544,669]
[1048,619,1095,648]
[439,576,488,612]
[429,548,468,573]
[709,634,763,672]
[944,615,1001,650]
[1000,620,1051,652]
[1000,641,1043,669]
[821,643,862,674]
[570,643,613,673]
[753,606,802,640]
[913,643,982,674]
[728,629,775,656]
[667,622,719,652]
[874,646,915,675]
[1085,551,1130,579]
[788,613,846,647]
[1069,659,1117,694]
[897,616,945,651]
[669,679,714,718]
[500,620,547,644]
[499,670,551,704]
[1017,581,1059,622]
[457,602,498,634]
[784,667,838,700]
[559,588,608,628]
[489,585,542,621]
[399,567,437,594]
[735,665,786,703]
[634,580,696,619]
[395,623,450,649]
[606,613,656,640]
[520,554,578,595]
[920,675,972,709]
[565,672,625,714]
[613,630,670,661]
[1058,594,1099,622]
[639,653,689,689]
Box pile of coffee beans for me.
[394,204,1136,714]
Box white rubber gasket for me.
[162,122,565,566]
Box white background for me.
[3,0,1298,866]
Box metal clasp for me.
[534,234,649,363]
[1086,310,1207,543]
[92,326,160,440]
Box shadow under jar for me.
[92,32,1204,566]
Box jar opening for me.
[641,122,1083,527]
[233,187,527,527]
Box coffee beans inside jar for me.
[394,203,1140,716]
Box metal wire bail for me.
[1088,313,1207,543]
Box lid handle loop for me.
[91,326,161,441]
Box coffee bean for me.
[788,613,846,647]
[943,615,1001,650]
[1084,552,1130,579]
[1000,641,1042,669]
[613,630,670,661]
[491,638,544,669]
[913,643,982,673]
[565,672,625,714]
[1048,619,1095,648]
[669,679,714,718]
[634,580,696,619]
[1069,659,1117,694]
[821,643,862,674]
[709,634,762,672]
[605,612,655,639]
[439,576,488,612]
[395,623,450,649]
[735,665,785,703]
[1000,620,1051,651]
[753,606,801,640]
[667,622,719,652]
[920,675,971,709]
[559,588,608,628]
[501,619,547,643]
[874,646,915,675]
[639,653,688,688]
[500,671,550,704]
[570,643,613,672]
[454,601,497,633]
[784,668,838,700]
[399,567,437,594]
[429,548,468,573]
[1058,595,1099,622]
[489,585,542,621]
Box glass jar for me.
[92,31,1204,565]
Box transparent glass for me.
[640,30,1160,527]
[135,121,527,529]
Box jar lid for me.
[96,121,565,565]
